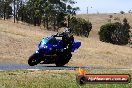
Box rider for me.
[61,28,74,50]
[52,27,74,50]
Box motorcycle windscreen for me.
[38,38,49,48]
[71,42,81,52]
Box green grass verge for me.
[0,70,131,88]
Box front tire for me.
[28,53,41,66]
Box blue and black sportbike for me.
[28,28,81,67]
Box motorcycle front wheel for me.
[28,53,41,66]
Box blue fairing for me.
[37,36,81,53]
[37,37,62,53]
[38,44,52,54]
[71,42,81,52]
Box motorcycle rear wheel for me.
[55,51,72,67]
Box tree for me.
[1,0,79,31]
[0,0,12,19]
[69,17,92,37]
[17,0,78,28]
[99,18,131,45]
[120,11,125,14]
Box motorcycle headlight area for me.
[43,45,48,48]
[35,50,39,53]
[41,45,52,50]
[39,44,47,48]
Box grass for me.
[0,70,131,88]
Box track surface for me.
[0,64,131,71]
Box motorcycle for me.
[28,28,81,67]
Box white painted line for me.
[27,69,40,71]
[94,68,132,70]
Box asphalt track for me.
[0,64,131,71]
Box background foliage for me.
[0,0,92,37]
[69,17,92,37]
[99,18,131,45]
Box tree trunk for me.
[16,0,19,23]
[44,19,46,27]
[20,1,23,22]
[14,0,16,23]
[34,17,36,26]
[53,15,56,31]
[46,16,48,29]
[4,2,6,20]
[67,15,70,27]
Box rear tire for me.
[55,51,72,67]
[28,53,41,66]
